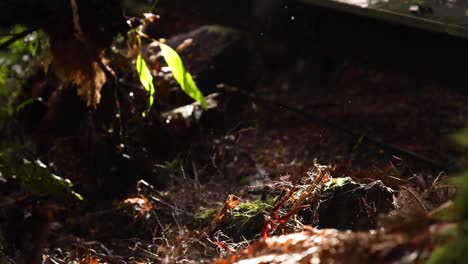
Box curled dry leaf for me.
[124,195,153,218]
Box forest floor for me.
[1,3,468,264]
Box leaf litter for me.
[38,76,466,263]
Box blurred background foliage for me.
[0,25,47,118]
[428,127,468,263]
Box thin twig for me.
[192,159,201,191]
[274,161,329,233]
[133,245,160,260]
[0,250,15,264]
[149,0,161,13]
[97,59,124,146]
[400,186,428,214]
[79,241,122,261]
[70,0,87,45]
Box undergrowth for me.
[0,149,82,202]
[427,128,468,263]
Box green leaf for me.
[0,155,84,202]
[15,97,39,112]
[136,52,155,112]
[28,33,38,57]
[149,0,160,12]
[452,127,468,147]
[159,43,207,109]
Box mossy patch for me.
[225,200,271,240]
[324,177,352,191]
[319,178,394,230]
[194,199,272,241]
[193,208,218,226]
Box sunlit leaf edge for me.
[159,43,207,109]
[136,52,155,113]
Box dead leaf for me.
[124,195,153,217]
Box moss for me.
[234,200,270,218]
[193,199,274,241]
[319,177,394,230]
[324,177,352,191]
[193,208,218,226]
[225,200,271,240]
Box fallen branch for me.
[222,85,452,170]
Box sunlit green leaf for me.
[15,97,39,112]
[136,52,155,112]
[28,33,38,57]
[72,191,84,201]
[0,154,84,202]
[0,35,10,46]
[150,0,160,12]
[0,66,7,87]
[159,43,207,109]
[452,127,468,147]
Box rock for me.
[163,25,256,94]
[317,177,395,230]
